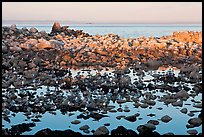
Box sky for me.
[2,2,202,24]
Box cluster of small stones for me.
[2,22,202,70]
[2,22,202,135]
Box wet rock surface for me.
[161,115,172,123]
[111,126,137,135]
[35,128,82,135]
[137,125,160,135]
[2,123,36,135]
[187,129,198,135]
[188,118,202,127]
[93,126,109,135]
[79,125,90,130]
[2,23,202,135]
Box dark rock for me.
[35,128,82,135]
[124,115,137,122]
[71,120,81,124]
[140,103,149,108]
[93,126,109,135]
[161,115,172,123]
[89,113,109,120]
[79,125,89,130]
[109,109,117,113]
[146,100,156,106]
[188,118,202,127]
[175,89,189,99]
[156,107,163,110]
[77,114,90,120]
[111,126,137,135]
[198,111,202,120]
[9,123,36,135]
[172,100,183,107]
[2,128,10,135]
[147,120,159,125]
[116,99,126,104]
[180,108,188,114]
[116,115,126,120]
[143,123,156,131]
[117,108,123,112]
[193,103,202,108]
[104,123,110,126]
[137,125,160,135]
[147,113,156,117]
[163,132,175,135]
[123,67,130,74]
[124,108,130,112]
[133,102,140,108]
[187,129,198,135]
[187,112,195,117]
[147,83,155,90]
[31,118,40,122]
[186,124,194,128]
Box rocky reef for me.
[2,22,202,135]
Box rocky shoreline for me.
[2,22,202,135]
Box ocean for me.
[3,23,202,38]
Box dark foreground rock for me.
[137,125,160,135]
[35,128,82,135]
[93,126,109,135]
[2,123,36,135]
[111,126,137,135]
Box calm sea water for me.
[4,23,202,38]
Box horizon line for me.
[2,20,202,24]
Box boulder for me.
[180,108,188,114]
[193,103,202,108]
[147,120,159,125]
[175,89,189,99]
[51,22,61,33]
[187,129,198,135]
[137,125,160,135]
[93,126,109,135]
[10,24,17,31]
[111,126,137,135]
[79,125,89,130]
[161,115,172,123]
[30,27,38,33]
[49,39,64,49]
[36,39,54,49]
[188,118,202,127]
[143,123,156,131]
[124,115,137,122]
[71,120,81,124]
[35,128,82,135]
[25,39,38,46]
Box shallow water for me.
[2,67,202,135]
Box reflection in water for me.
[2,67,202,135]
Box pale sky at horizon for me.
[2,2,202,24]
